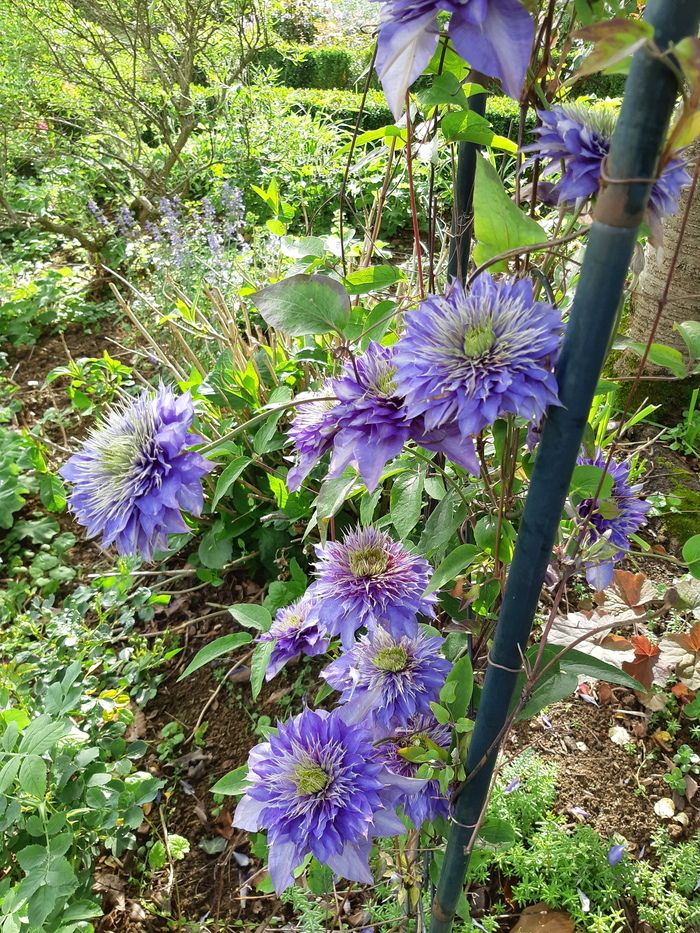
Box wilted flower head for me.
[286,343,479,491]
[576,449,651,590]
[60,386,212,559]
[260,594,329,680]
[310,525,436,647]
[374,0,534,117]
[526,103,690,242]
[395,274,562,438]
[233,708,423,892]
[373,715,451,827]
[321,626,451,732]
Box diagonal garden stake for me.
[431,1,700,930]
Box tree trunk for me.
[628,142,699,353]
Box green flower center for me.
[373,645,409,672]
[102,435,141,476]
[463,323,496,359]
[349,546,389,578]
[295,764,329,795]
[277,613,301,632]
[375,365,398,397]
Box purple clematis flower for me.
[259,595,329,680]
[373,0,534,117]
[395,273,563,439]
[286,343,478,492]
[309,525,436,647]
[525,103,690,243]
[321,626,451,733]
[373,715,452,826]
[233,708,424,892]
[576,449,651,591]
[60,386,212,559]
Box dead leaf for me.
[651,729,673,752]
[548,610,634,667]
[597,682,614,705]
[659,623,700,690]
[214,808,234,840]
[511,902,575,932]
[601,570,658,621]
[93,872,126,913]
[671,682,692,699]
[622,636,661,690]
[125,708,147,741]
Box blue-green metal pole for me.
[430,2,700,930]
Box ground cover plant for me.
[1,0,700,931]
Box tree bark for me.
[628,142,700,353]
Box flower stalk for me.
[430,1,700,929]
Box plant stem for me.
[430,2,700,929]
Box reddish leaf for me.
[572,19,653,79]
[676,621,700,654]
[622,656,655,691]
[671,682,692,699]
[630,635,660,659]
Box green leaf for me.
[518,668,579,719]
[18,715,68,756]
[473,156,546,269]
[572,18,653,79]
[429,702,451,725]
[198,520,234,569]
[390,468,425,539]
[683,534,700,579]
[19,756,46,799]
[558,646,643,690]
[343,266,404,295]
[228,604,272,632]
[211,457,251,510]
[426,544,480,594]
[614,337,688,377]
[178,633,252,681]
[315,472,356,520]
[211,764,250,797]
[418,488,468,556]
[477,817,516,850]
[677,320,700,362]
[474,515,515,561]
[250,640,274,700]
[250,274,351,336]
[38,474,67,512]
[441,655,474,721]
[419,72,470,110]
[569,464,615,500]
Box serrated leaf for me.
[178,633,252,681]
[250,274,350,336]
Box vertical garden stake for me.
[447,75,487,282]
[431,1,700,930]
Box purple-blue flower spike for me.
[374,0,534,118]
[60,385,212,559]
[309,525,436,648]
[321,626,451,733]
[395,273,563,439]
[259,594,329,681]
[233,708,424,892]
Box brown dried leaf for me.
[659,624,700,690]
[548,610,634,667]
[599,570,658,621]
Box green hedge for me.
[253,43,370,90]
[273,87,533,138]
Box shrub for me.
[253,43,368,90]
